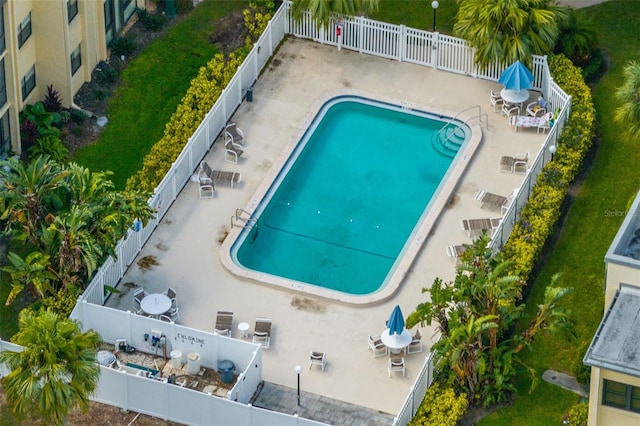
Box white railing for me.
[393,351,436,425]
[75,2,574,425]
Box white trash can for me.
[170,350,183,369]
[187,352,201,375]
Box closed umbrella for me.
[498,60,534,106]
[498,60,534,91]
[387,305,405,336]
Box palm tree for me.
[0,310,100,425]
[555,9,598,67]
[615,61,640,141]
[454,0,570,68]
[0,155,69,247]
[290,0,379,29]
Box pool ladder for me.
[231,208,259,241]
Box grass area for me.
[371,0,457,34]
[477,1,640,424]
[72,1,247,189]
[0,274,23,339]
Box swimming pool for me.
[223,94,479,303]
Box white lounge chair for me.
[214,311,233,336]
[461,217,501,237]
[446,244,468,263]
[489,90,504,113]
[500,152,529,174]
[475,190,512,214]
[509,112,554,133]
[199,161,241,188]
[253,317,272,349]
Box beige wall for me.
[605,263,640,308]
[589,368,640,426]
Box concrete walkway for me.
[251,382,395,425]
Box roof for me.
[584,285,640,377]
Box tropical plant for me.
[555,9,598,67]
[28,134,69,163]
[136,7,167,31]
[20,101,62,133]
[410,383,468,426]
[0,156,155,295]
[43,84,63,113]
[290,0,379,29]
[454,0,570,68]
[0,155,70,246]
[108,36,137,58]
[0,309,100,425]
[1,251,56,305]
[614,61,640,142]
[407,234,574,407]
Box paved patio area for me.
[106,37,548,417]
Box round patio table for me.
[140,293,172,318]
[500,88,530,107]
[380,329,413,355]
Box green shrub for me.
[503,54,595,281]
[28,135,69,162]
[136,8,167,31]
[410,383,468,426]
[38,285,82,318]
[567,401,588,426]
[109,36,137,58]
[96,66,119,84]
[70,108,88,125]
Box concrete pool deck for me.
[106,37,549,417]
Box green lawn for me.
[371,0,457,34]
[72,1,247,189]
[478,1,640,424]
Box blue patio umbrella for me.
[498,60,534,91]
[387,305,405,336]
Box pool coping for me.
[219,89,483,305]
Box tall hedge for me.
[503,54,596,280]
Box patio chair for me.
[224,138,244,164]
[159,314,174,323]
[224,122,244,146]
[214,311,233,336]
[368,334,388,358]
[166,287,177,304]
[499,152,529,174]
[489,90,504,113]
[253,317,272,349]
[388,357,405,378]
[526,97,548,117]
[501,101,520,117]
[132,287,148,314]
[461,217,502,237]
[169,307,179,323]
[309,351,326,371]
[197,161,215,198]
[406,329,423,355]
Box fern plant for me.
[28,135,69,162]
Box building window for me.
[18,12,32,48]
[68,0,79,23]
[0,6,6,53]
[21,65,36,101]
[0,58,6,107]
[70,44,81,75]
[0,110,10,156]
[603,379,640,413]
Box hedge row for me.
[503,54,596,280]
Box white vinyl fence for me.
[72,2,573,425]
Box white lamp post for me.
[294,365,302,406]
[431,1,439,32]
[549,144,557,161]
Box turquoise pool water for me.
[233,97,468,295]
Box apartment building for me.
[0,0,143,156]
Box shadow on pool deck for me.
[107,37,547,416]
